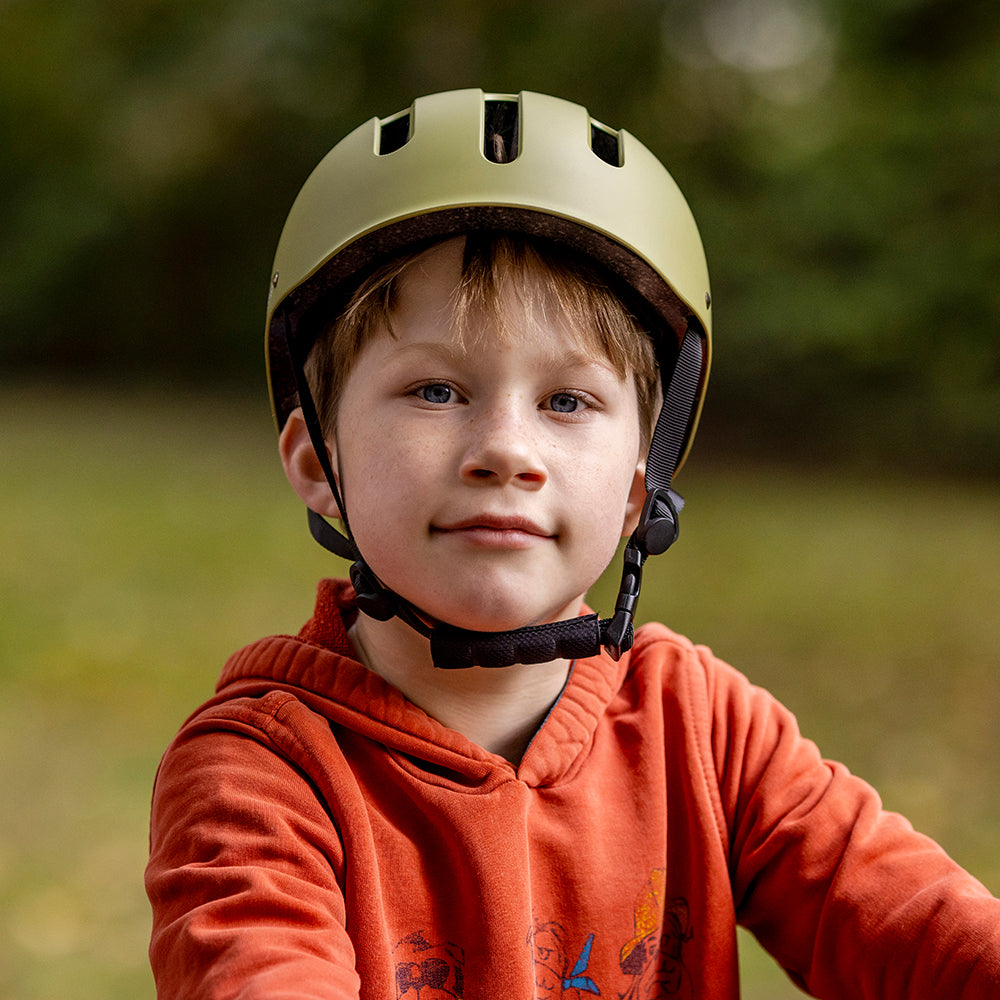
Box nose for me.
[459,400,547,488]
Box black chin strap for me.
[288,306,703,669]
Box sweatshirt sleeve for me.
[146,694,361,1000]
[701,648,1000,998]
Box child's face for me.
[329,238,646,634]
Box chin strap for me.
[288,306,703,669]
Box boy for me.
[146,90,1000,998]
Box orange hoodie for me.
[147,579,1000,998]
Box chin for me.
[423,590,584,634]
[374,562,589,633]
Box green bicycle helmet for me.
[265,88,713,668]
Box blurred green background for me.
[1,1,997,997]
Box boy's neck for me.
[348,614,572,765]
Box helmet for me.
[266,87,711,467]
[265,89,713,668]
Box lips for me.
[433,513,554,549]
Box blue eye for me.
[549,392,580,413]
[418,383,454,404]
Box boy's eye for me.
[547,392,582,413]
[417,383,455,404]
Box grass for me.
[1,384,998,999]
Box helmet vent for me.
[483,99,519,163]
[590,123,622,166]
[378,111,411,155]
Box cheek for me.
[579,455,638,516]
[338,432,452,549]
[342,412,441,484]
[567,467,635,564]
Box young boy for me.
[146,89,1000,998]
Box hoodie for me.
[147,579,1000,999]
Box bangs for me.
[451,234,650,383]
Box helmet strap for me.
[601,326,702,658]
[284,308,359,562]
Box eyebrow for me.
[387,341,468,363]
[388,339,622,379]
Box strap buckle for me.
[635,487,683,556]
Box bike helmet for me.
[265,88,712,669]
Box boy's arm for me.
[704,651,1000,998]
[146,713,360,1000]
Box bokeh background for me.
[1,1,997,997]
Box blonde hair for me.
[305,233,661,446]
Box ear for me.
[621,461,647,537]
[278,408,343,518]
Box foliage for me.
[1,0,998,470]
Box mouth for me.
[433,514,554,549]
